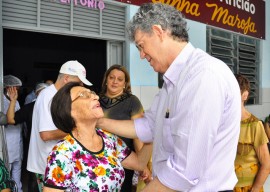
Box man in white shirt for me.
[97,3,241,191]
[27,60,92,192]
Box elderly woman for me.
[234,74,270,192]
[43,82,150,192]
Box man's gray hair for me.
[126,3,189,42]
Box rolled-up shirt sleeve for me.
[158,155,199,189]
[134,117,153,142]
[134,93,161,143]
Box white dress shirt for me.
[135,43,241,191]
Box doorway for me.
[3,29,107,105]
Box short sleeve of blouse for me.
[44,150,72,190]
[130,95,144,117]
[254,121,269,148]
[99,129,131,162]
[115,136,132,162]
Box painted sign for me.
[60,0,105,10]
[116,0,265,39]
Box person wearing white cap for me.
[6,82,49,192]
[2,75,23,192]
[27,60,92,192]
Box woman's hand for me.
[141,177,176,192]
[139,167,153,184]
[7,87,18,101]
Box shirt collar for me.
[163,42,195,86]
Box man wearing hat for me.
[6,82,49,192]
[27,60,92,192]
[3,75,23,192]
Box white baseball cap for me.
[59,60,92,86]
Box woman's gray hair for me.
[126,3,189,42]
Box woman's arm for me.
[133,138,153,183]
[252,143,270,192]
[121,143,152,171]
[1,189,11,192]
[6,87,17,124]
[132,110,144,151]
[141,177,176,192]
[264,122,270,140]
[132,111,145,153]
[43,186,64,192]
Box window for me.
[207,27,260,105]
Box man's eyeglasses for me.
[71,90,97,103]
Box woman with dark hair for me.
[234,74,270,192]
[43,82,150,192]
[99,64,147,191]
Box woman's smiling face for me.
[71,86,104,120]
[106,69,126,97]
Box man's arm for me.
[40,129,67,141]
[97,118,137,139]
